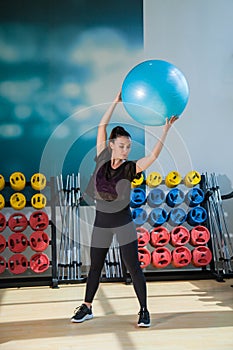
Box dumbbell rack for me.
[0,176,58,289]
[133,173,216,281]
[101,172,221,283]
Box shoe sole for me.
[137,322,151,328]
[71,314,93,323]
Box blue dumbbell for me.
[166,188,185,207]
[169,208,187,226]
[148,207,168,227]
[131,208,148,226]
[147,188,165,207]
[185,188,204,207]
[187,207,207,226]
[130,188,146,208]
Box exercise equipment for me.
[136,227,150,247]
[166,188,185,207]
[138,247,151,268]
[192,246,212,267]
[147,188,165,207]
[9,171,26,191]
[190,226,211,246]
[151,247,172,268]
[148,207,168,226]
[30,253,50,273]
[170,226,190,246]
[165,171,182,188]
[121,59,189,126]
[0,235,6,253]
[29,231,49,252]
[131,173,144,188]
[146,171,162,188]
[0,256,6,274]
[187,207,207,226]
[169,208,187,226]
[8,212,28,232]
[172,246,192,268]
[130,188,146,208]
[31,193,47,209]
[184,171,201,187]
[185,188,204,207]
[0,194,5,210]
[150,226,170,247]
[29,211,49,231]
[8,232,28,253]
[104,235,123,279]
[0,213,7,232]
[56,173,83,281]
[10,193,26,210]
[0,174,5,191]
[203,172,233,276]
[8,254,28,274]
[31,173,47,191]
[132,207,148,226]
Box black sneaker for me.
[137,307,150,327]
[71,304,93,323]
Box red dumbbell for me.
[8,232,28,253]
[151,247,172,268]
[136,227,150,247]
[0,256,6,274]
[190,226,210,246]
[8,254,28,274]
[170,226,190,247]
[192,246,212,267]
[0,234,6,253]
[150,226,170,247]
[138,248,151,268]
[172,246,192,268]
[29,231,50,252]
[30,253,50,273]
[8,213,28,232]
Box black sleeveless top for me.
[85,148,137,213]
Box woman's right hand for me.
[114,90,122,103]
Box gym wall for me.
[143,0,233,232]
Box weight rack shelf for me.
[0,176,58,289]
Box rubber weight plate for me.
[9,172,26,191]
[184,170,201,187]
[8,254,28,274]
[10,193,26,210]
[8,212,28,232]
[146,171,162,188]
[31,173,47,191]
[31,193,47,209]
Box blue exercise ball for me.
[121,59,189,126]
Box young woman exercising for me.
[71,90,178,327]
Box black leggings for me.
[84,209,147,309]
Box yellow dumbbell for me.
[131,173,144,188]
[165,171,182,188]
[9,172,26,191]
[184,170,201,187]
[0,175,5,191]
[146,171,163,188]
[10,193,26,210]
[31,193,47,209]
[31,173,47,191]
[0,194,5,209]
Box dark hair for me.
[108,126,131,141]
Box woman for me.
[71,91,178,327]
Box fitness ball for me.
[121,59,189,126]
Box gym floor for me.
[0,278,233,350]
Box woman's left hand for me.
[163,116,179,133]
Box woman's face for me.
[110,136,132,160]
